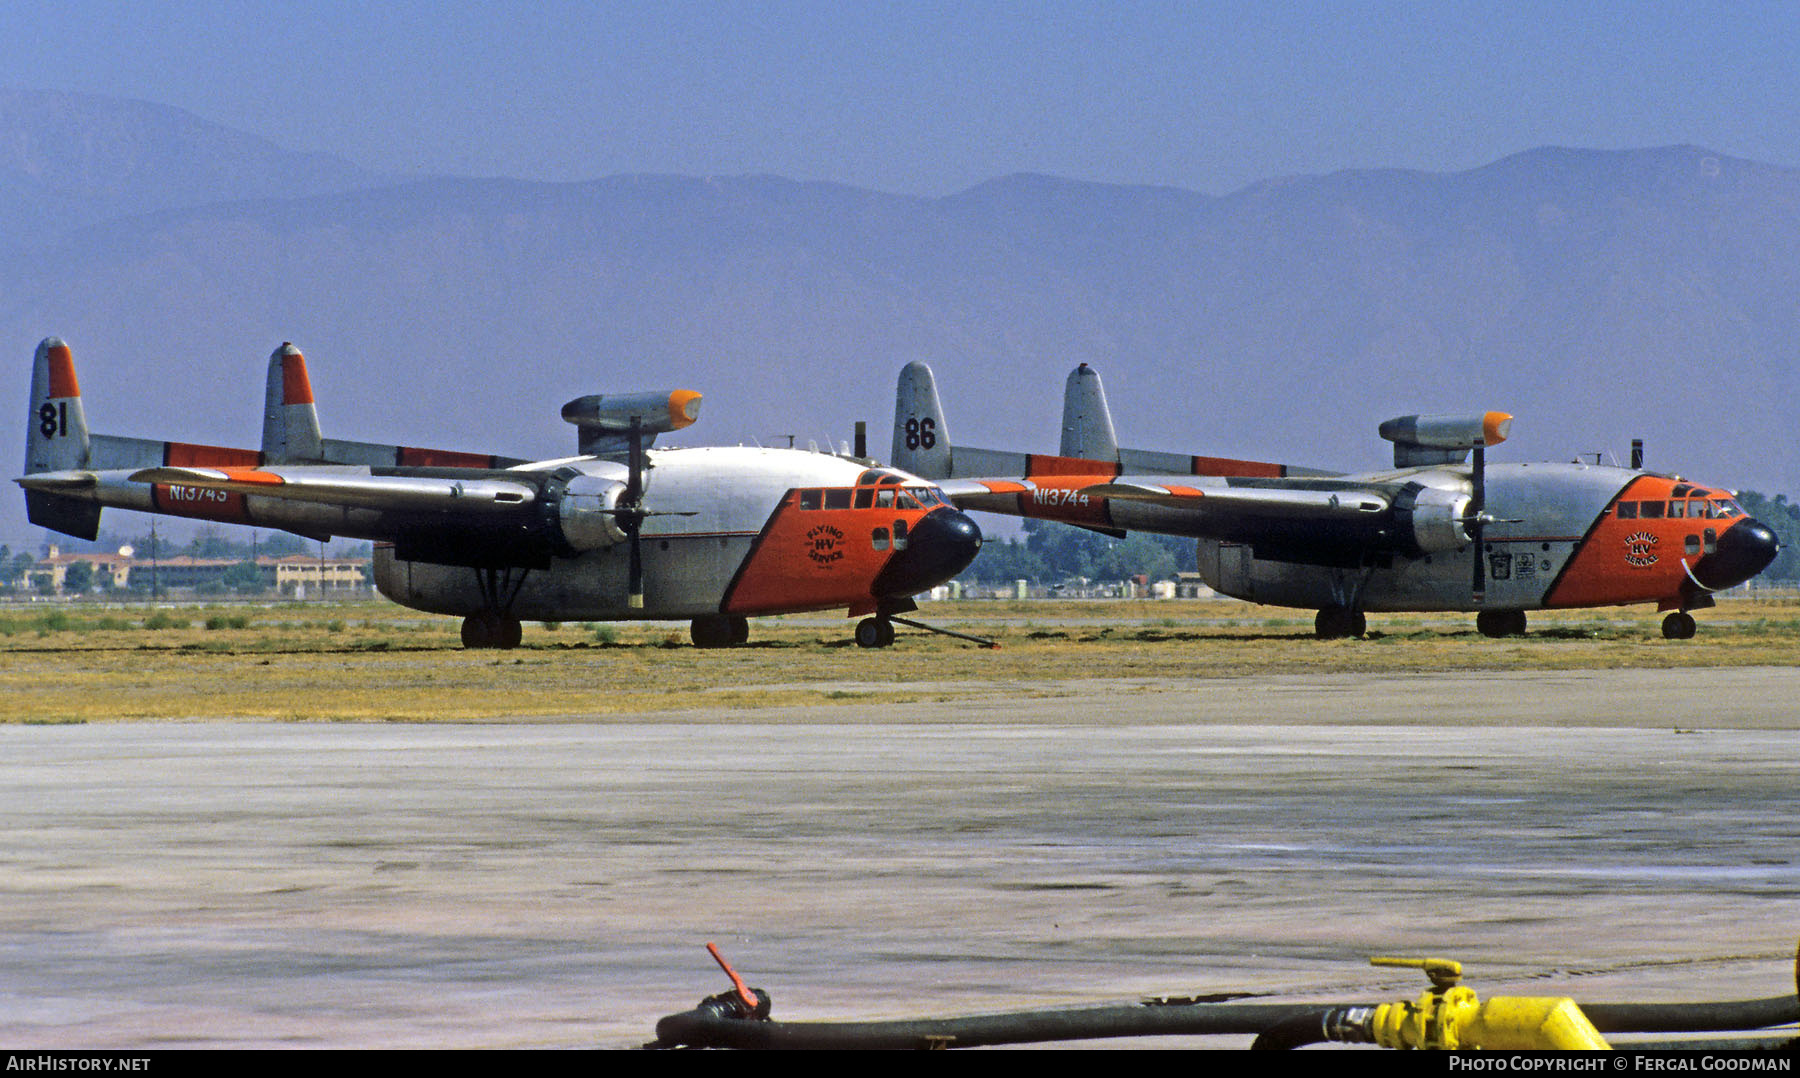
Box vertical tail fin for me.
[1059,362,1120,462]
[261,342,323,463]
[23,337,101,538]
[26,337,90,474]
[891,360,952,478]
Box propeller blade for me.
[628,529,644,609]
[1470,445,1486,602]
[626,416,645,609]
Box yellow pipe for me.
[1368,956,1611,1050]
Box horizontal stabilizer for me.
[17,470,97,493]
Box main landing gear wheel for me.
[1476,610,1528,638]
[1313,606,1366,639]
[691,615,751,648]
[855,617,896,649]
[461,612,523,649]
[1662,611,1697,640]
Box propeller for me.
[622,416,646,609]
[1468,445,1486,602]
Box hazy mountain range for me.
[3,89,1795,546]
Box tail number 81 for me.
[38,402,67,439]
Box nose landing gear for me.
[854,616,896,649]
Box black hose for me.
[651,994,1800,1050]
[655,999,1358,1050]
[1248,1007,1373,1051]
[1583,995,1798,1034]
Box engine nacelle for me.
[541,470,629,554]
[1394,483,1473,555]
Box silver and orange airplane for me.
[17,338,981,648]
[893,361,1778,639]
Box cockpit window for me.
[798,489,823,510]
[825,489,852,510]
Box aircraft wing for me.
[128,466,538,514]
[938,477,1388,519]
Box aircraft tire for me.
[1662,611,1697,640]
[690,615,740,649]
[461,613,521,649]
[1314,606,1362,639]
[1477,610,1527,638]
[855,617,894,649]
[728,616,750,645]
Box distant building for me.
[25,547,133,591]
[18,545,369,596]
[268,554,367,594]
[1173,572,1216,599]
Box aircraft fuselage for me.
[969,461,1776,616]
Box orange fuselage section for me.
[1545,475,1755,609]
[723,483,955,617]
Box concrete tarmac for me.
[1,667,1796,1049]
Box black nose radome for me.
[1691,518,1780,592]
[873,508,983,598]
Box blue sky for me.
[4,1,1796,194]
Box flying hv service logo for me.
[1623,531,1659,568]
[806,524,845,567]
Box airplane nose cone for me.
[1691,518,1781,591]
[873,508,983,598]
